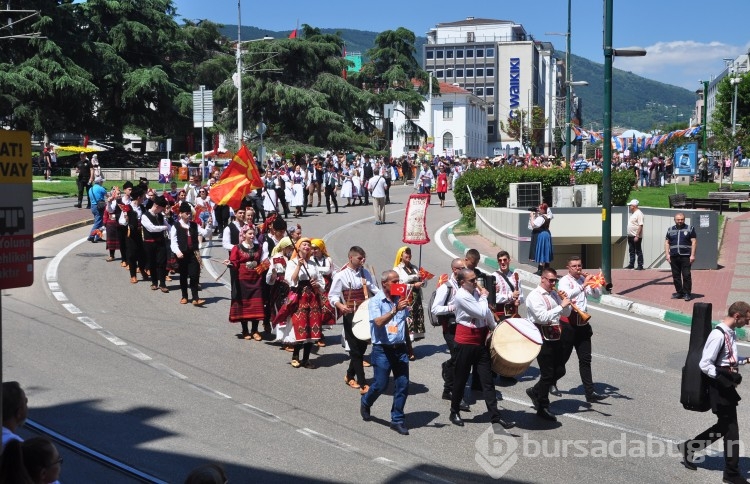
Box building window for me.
[475,87,484,96]
[476,48,484,58]
[443,102,454,120]
[405,128,420,151]
[488,125,495,135]
[486,68,495,77]
[436,50,444,59]
[467,32,475,42]
[456,49,464,59]
[466,68,474,77]
[405,105,419,119]
[443,132,454,150]
[487,105,494,115]
[476,68,484,77]
[486,47,495,58]
[456,69,464,77]
[446,49,454,59]
[446,69,453,78]
[466,49,474,58]
[436,70,444,78]
[426,50,434,60]
[486,87,494,96]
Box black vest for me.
[175,221,199,252]
[142,211,165,243]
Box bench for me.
[668,193,687,208]
[685,197,729,214]
[708,191,750,211]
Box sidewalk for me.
[33,199,93,241]
[448,211,750,339]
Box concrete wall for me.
[476,206,718,270]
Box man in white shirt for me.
[626,199,644,270]
[681,301,750,483]
[368,172,388,225]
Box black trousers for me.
[117,225,128,261]
[558,322,595,395]
[274,188,290,217]
[126,236,146,278]
[362,178,370,204]
[627,235,643,268]
[669,255,692,295]
[531,339,567,408]
[442,325,458,391]
[686,404,740,478]
[177,251,201,300]
[324,185,338,212]
[144,241,167,288]
[214,205,230,232]
[450,343,502,422]
[76,178,91,207]
[342,311,368,386]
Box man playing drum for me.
[448,269,515,431]
[556,256,608,403]
[329,246,380,394]
[525,268,572,422]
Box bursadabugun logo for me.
[474,425,518,479]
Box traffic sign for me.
[192,86,214,128]
[0,131,33,289]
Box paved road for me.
[7,185,750,483]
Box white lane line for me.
[45,238,87,283]
[503,396,680,444]
[150,362,188,380]
[297,428,358,452]
[373,457,455,484]
[122,346,152,361]
[48,282,61,291]
[323,208,406,243]
[188,383,233,400]
[51,291,68,301]
[591,353,666,374]
[97,330,127,346]
[76,317,102,330]
[61,303,82,314]
[236,403,281,422]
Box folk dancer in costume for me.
[680,301,750,484]
[492,250,524,322]
[311,238,335,347]
[228,225,265,341]
[261,217,288,334]
[393,246,427,359]
[222,207,249,337]
[291,165,306,217]
[351,168,364,206]
[113,181,134,267]
[414,161,434,203]
[431,258,471,411]
[170,202,210,306]
[360,270,412,436]
[141,195,171,293]
[125,187,148,284]
[266,236,294,347]
[555,256,607,402]
[529,203,553,276]
[284,238,325,368]
[448,269,516,431]
[329,246,380,394]
[262,170,279,217]
[525,268,572,422]
[104,185,124,263]
[340,164,354,206]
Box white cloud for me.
[613,40,749,89]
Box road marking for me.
[97,330,127,346]
[76,317,102,330]
[591,353,666,374]
[51,291,68,301]
[122,346,152,361]
[150,362,188,380]
[297,428,358,452]
[62,303,82,314]
[45,238,87,283]
[237,403,281,422]
[373,457,455,484]
[188,383,233,400]
[323,208,406,243]
[48,282,61,291]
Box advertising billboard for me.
[674,142,698,177]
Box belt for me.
[720,366,739,373]
[377,343,407,350]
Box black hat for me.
[153,195,168,208]
[131,187,144,199]
[271,216,287,231]
[123,181,134,190]
[179,201,192,214]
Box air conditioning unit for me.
[572,184,599,207]
[508,182,542,209]
[552,186,574,208]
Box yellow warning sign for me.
[0,131,31,184]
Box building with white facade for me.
[390,82,488,159]
[705,52,749,137]
[423,17,562,156]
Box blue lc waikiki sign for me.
[509,58,520,119]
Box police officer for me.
[665,212,697,301]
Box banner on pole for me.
[403,194,430,245]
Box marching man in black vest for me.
[141,195,171,293]
[222,207,247,256]
[680,301,750,484]
[170,202,210,306]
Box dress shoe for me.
[671,292,684,299]
[536,408,557,421]
[360,403,371,421]
[492,418,516,430]
[635,267,644,271]
[390,422,409,435]
[441,390,452,401]
[586,392,609,403]
[550,384,562,397]
[684,293,692,301]
[459,400,471,412]
[624,265,634,270]
[449,412,464,427]
[526,387,540,410]
[722,475,750,484]
[678,442,697,471]
[130,277,138,284]
[192,299,205,307]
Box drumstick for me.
[370,264,380,289]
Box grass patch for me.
[33,176,127,199]
[630,182,721,208]
[452,217,477,236]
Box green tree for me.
[499,110,528,149]
[529,105,547,154]
[709,73,750,156]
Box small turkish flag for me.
[390,283,407,297]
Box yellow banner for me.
[0,131,31,184]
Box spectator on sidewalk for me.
[74,152,93,209]
[626,199,644,270]
[666,213,697,301]
[87,176,108,242]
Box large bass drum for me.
[351,301,371,342]
[489,318,542,377]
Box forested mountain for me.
[221,25,696,132]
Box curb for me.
[445,223,738,336]
[34,219,92,242]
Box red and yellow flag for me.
[209,145,263,209]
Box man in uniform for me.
[526,268,572,421]
[681,301,750,484]
[75,152,93,208]
[665,212,697,301]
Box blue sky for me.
[172,0,749,90]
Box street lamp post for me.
[566,80,589,154]
[602,0,646,290]
[565,0,572,162]
[236,0,243,144]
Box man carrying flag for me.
[210,145,264,210]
